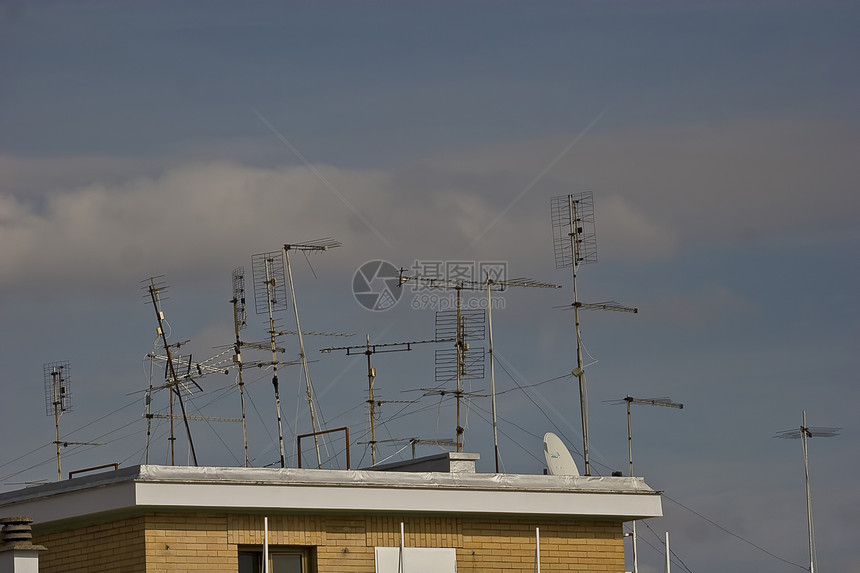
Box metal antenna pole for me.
[365,336,377,464]
[567,196,592,475]
[484,277,560,473]
[775,411,840,573]
[44,362,74,481]
[52,368,61,481]
[145,355,154,464]
[264,259,287,469]
[146,279,198,466]
[612,395,683,573]
[486,281,499,471]
[455,287,464,452]
[802,411,814,573]
[284,246,322,468]
[552,192,636,476]
[231,267,250,467]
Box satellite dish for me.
[543,432,580,476]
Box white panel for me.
[374,547,456,573]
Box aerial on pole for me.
[551,192,637,476]
[775,411,840,573]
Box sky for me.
[1,1,858,572]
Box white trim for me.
[0,464,662,525]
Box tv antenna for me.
[231,266,251,467]
[44,361,74,481]
[251,250,291,468]
[609,395,683,573]
[483,277,559,473]
[283,238,341,468]
[774,411,840,573]
[399,272,489,452]
[144,276,198,466]
[551,192,637,476]
[320,334,454,465]
[400,271,558,459]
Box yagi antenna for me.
[320,334,454,465]
[774,411,841,573]
[484,277,560,473]
[144,276,198,467]
[283,239,341,469]
[43,361,71,481]
[551,192,637,476]
[608,395,682,573]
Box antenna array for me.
[551,192,637,476]
[43,361,71,481]
[250,251,290,468]
[143,276,198,467]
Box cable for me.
[663,495,807,571]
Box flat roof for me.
[0,464,662,525]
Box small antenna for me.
[43,361,71,481]
[774,411,840,573]
[284,239,341,469]
[608,395,682,573]
[320,334,454,465]
[550,192,637,476]
[484,277,559,473]
[610,396,684,477]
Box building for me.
[0,452,662,572]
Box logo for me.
[352,260,403,311]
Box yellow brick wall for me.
[34,511,625,573]
[145,513,235,573]
[35,515,147,573]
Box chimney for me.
[0,517,46,573]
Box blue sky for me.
[1,2,858,572]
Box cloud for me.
[425,119,860,253]
[1,118,856,301]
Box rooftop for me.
[0,454,662,527]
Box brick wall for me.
[34,511,625,572]
[35,516,147,573]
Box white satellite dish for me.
[543,432,580,476]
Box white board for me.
[543,432,579,476]
[374,547,457,573]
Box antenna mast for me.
[551,192,637,475]
[43,361,71,481]
[251,251,290,468]
[145,277,198,466]
[399,273,488,452]
[484,277,560,473]
[611,395,683,573]
[320,334,454,465]
[231,266,251,467]
[775,411,840,573]
[284,238,341,469]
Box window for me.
[238,547,314,573]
